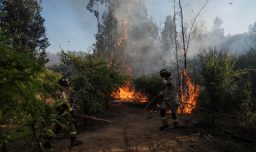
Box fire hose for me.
[73,113,112,123]
[143,95,158,110]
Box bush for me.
[199,47,256,128]
[237,48,256,69]
[237,48,256,105]
[236,48,256,127]
[233,81,256,127]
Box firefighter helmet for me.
[160,69,171,78]
[58,77,71,87]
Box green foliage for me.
[236,48,256,127]
[36,69,62,99]
[0,0,49,65]
[237,48,256,69]
[0,44,40,148]
[87,0,118,58]
[199,47,256,128]
[134,74,163,100]
[232,81,256,126]
[199,48,242,110]
[0,43,61,150]
[199,47,246,126]
[237,48,256,101]
[59,51,127,115]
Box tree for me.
[0,42,62,151]
[172,0,209,107]
[94,4,118,62]
[87,0,115,54]
[248,22,256,49]
[87,0,160,76]
[161,15,175,53]
[0,0,49,65]
[211,17,224,39]
[176,0,209,69]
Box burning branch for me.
[178,69,200,114]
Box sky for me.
[41,0,256,53]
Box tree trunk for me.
[178,0,187,69]
[211,97,216,127]
[173,0,181,99]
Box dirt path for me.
[55,104,255,152]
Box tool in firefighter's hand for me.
[143,95,159,110]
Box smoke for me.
[46,52,60,67]
[65,0,256,77]
[188,19,255,56]
[109,0,171,76]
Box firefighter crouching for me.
[159,69,179,130]
[43,77,82,150]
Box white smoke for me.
[109,0,171,76]
[66,0,256,76]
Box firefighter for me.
[43,77,82,150]
[158,69,179,130]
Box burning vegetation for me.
[112,81,148,103]
[178,69,200,114]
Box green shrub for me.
[199,47,244,125]
[199,48,241,110]
[199,47,256,127]
[237,48,256,109]
[237,48,256,69]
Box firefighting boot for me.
[159,109,169,131]
[43,130,55,151]
[69,137,83,149]
[43,142,53,149]
[171,113,178,128]
[159,117,169,131]
[43,142,54,152]
[159,124,169,131]
[173,121,178,128]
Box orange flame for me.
[112,81,148,103]
[178,69,200,114]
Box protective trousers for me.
[160,100,178,126]
[43,106,77,149]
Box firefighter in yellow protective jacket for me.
[158,69,179,130]
[43,77,82,150]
